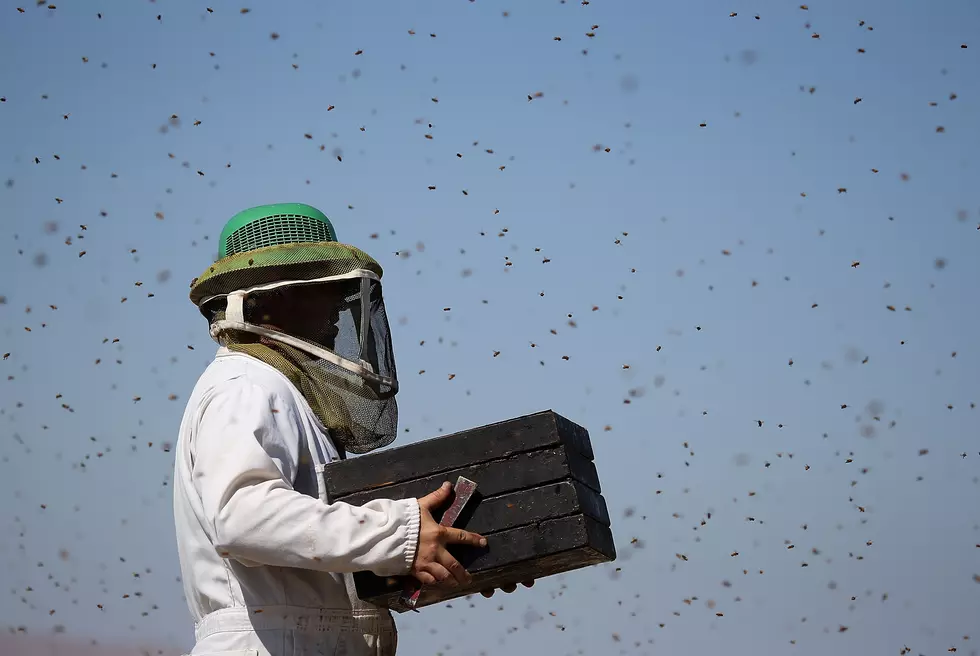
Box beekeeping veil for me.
[189,203,398,455]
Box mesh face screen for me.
[225,214,336,257]
[209,278,398,454]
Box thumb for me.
[418,481,453,511]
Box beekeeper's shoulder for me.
[206,348,301,409]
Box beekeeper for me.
[172,204,524,656]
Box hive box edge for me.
[334,445,602,508]
[441,479,611,536]
[324,410,594,499]
[375,546,613,611]
[354,514,616,608]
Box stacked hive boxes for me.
[324,410,616,611]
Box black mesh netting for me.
[203,278,398,455]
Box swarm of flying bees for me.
[0,3,975,656]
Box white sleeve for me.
[192,376,420,577]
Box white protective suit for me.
[173,347,421,656]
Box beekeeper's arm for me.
[192,375,420,576]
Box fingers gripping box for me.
[323,410,616,611]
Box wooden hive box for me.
[323,410,616,611]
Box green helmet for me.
[190,202,381,309]
[191,202,399,456]
[218,202,339,259]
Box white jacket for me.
[172,348,421,656]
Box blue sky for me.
[1,0,978,654]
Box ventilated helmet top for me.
[217,203,338,259]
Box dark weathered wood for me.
[386,547,613,611]
[566,447,601,493]
[326,410,613,611]
[552,413,594,460]
[452,513,614,573]
[324,410,594,499]
[460,480,609,535]
[333,445,600,507]
[572,481,610,530]
[354,514,616,610]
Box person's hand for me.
[480,580,534,598]
[410,482,487,588]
